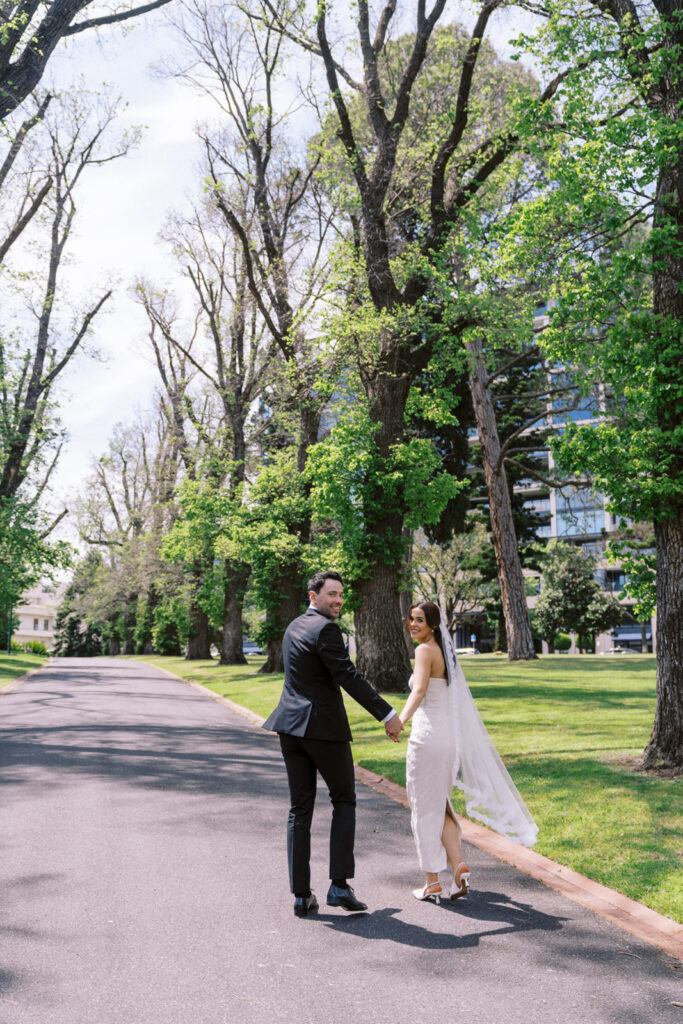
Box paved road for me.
[1,658,681,1024]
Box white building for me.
[13,582,66,652]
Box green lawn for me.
[132,653,681,923]
[0,652,47,687]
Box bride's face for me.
[408,608,431,644]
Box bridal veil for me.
[441,620,538,847]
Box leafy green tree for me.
[0,494,71,649]
[166,0,342,669]
[258,2,575,683]
[52,552,105,657]
[219,450,313,674]
[513,0,683,766]
[162,474,250,664]
[75,409,184,655]
[151,596,187,657]
[0,89,133,621]
[533,540,622,653]
[410,522,496,638]
[140,190,277,664]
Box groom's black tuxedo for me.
[263,607,392,740]
[263,607,394,895]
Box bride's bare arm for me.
[399,645,431,726]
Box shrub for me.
[25,641,48,655]
[554,633,572,652]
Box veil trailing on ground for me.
[440,618,538,848]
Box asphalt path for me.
[1,658,681,1024]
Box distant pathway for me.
[1,658,681,1024]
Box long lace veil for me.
[441,620,538,847]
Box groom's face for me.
[310,579,344,619]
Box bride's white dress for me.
[405,653,538,864]
[405,675,456,873]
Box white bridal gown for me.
[405,675,457,873]
[405,656,538,861]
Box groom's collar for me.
[307,604,332,620]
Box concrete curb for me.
[146,661,683,964]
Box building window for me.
[522,496,552,539]
[33,618,39,630]
[555,486,606,537]
[603,570,628,593]
[44,619,50,631]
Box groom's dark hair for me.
[307,570,343,594]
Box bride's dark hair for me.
[405,600,447,672]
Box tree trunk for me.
[466,337,536,660]
[643,153,683,769]
[644,506,683,769]
[640,621,648,654]
[354,560,410,692]
[494,607,508,653]
[258,582,302,675]
[186,599,211,660]
[219,560,248,665]
[399,530,415,661]
[352,368,412,692]
[122,594,137,655]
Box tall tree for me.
[533,540,623,652]
[516,0,683,767]
[1,88,132,621]
[0,89,133,503]
[75,405,183,654]
[149,199,276,663]
[166,0,340,670]
[136,285,214,658]
[261,4,572,683]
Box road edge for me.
[0,659,51,694]
[132,658,683,964]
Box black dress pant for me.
[279,733,356,894]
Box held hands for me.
[384,712,404,742]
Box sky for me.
[31,1,538,538]
[44,13,215,519]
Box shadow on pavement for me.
[314,889,565,949]
[0,722,284,800]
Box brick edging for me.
[139,659,683,963]
[354,764,683,962]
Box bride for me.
[399,601,538,903]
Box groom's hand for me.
[384,712,404,742]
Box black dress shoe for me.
[326,884,367,911]
[293,893,318,917]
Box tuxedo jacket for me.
[262,607,393,741]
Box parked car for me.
[242,639,262,655]
[456,647,478,656]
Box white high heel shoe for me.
[412,881,443,903]
[448,862,470,899]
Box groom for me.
[263,571,404,917]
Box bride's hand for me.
[385,713,404,741]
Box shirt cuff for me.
[381,709,398,723]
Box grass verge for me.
[131,652,681,923]
[0,652,47,688]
